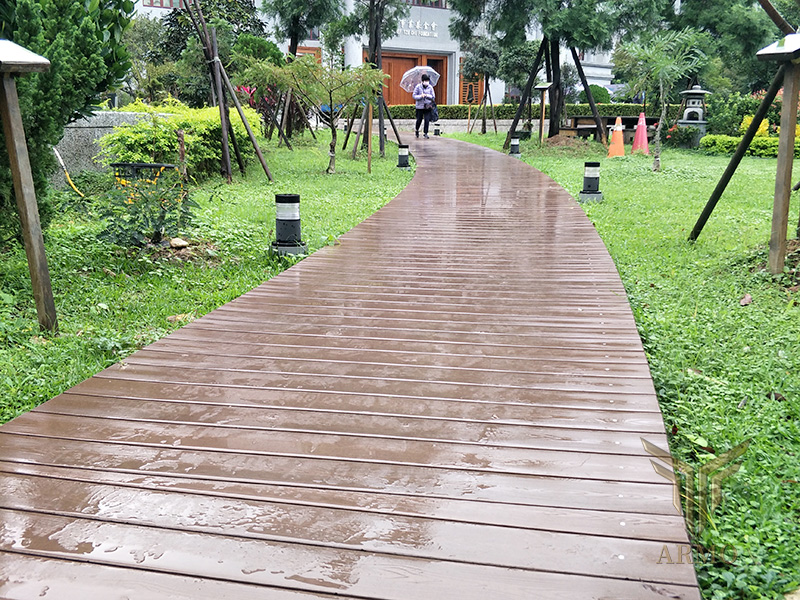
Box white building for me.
[136,0,613,107]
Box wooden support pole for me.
[351,103,368,160]
[504,38,546,150]
[380,95,403,146]
[210,29,232,183]
[367,101,373,173]
[377,92,386,156]
[539,89,547,144]
[0,74,57,331]
[769,62,800,273]
[342,103,360,150]
[571,47,607,146]
[689,65,786,242]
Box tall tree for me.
[669,0,774,92]
[261,0,343,58]
[450,0,670,135]
[162,0,265,62]
[461,37,500,133]
[614,28,706,171]
[0,0,133,241]
[333,0,408,67]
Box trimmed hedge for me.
[97,99,258,179]
[699,134,800,158]
[388,102,680,120]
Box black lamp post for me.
[271,193,307,255]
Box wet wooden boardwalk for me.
[0,138,700,599]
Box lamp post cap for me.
[757,33,800,62]
[0,40,50,73]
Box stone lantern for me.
[677,85,712,142]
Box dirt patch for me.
[545,135,590,148]
[144,239,221,265]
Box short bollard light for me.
[433,124,441,136]
[509,137,521,158]
[271,193,307,255]
[578,161,603,202]
[397,144,410,169]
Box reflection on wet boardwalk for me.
[0,138,700,598]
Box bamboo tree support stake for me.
[504,38,546,150]
[377,92,386,156]
[268,91,293,149]
[380,95,403,145]
[351,103,369,160]
[210,29,232,182]
[571,47,607,146]
[278,89,293,147]
[487,84,498,133]
[769,61,800,273]
[218,62,274,181]
[342,103,361,150]
[0,47,57,331]
[367,102,373,173]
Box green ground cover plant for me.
[449,131,800,599]
[0,130,410,423]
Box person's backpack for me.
[430,101,439,123]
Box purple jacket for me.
[412,82,435,109]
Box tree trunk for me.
[548,39,561,137]
[328,124,337,174]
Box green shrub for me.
[97,99,259,179]
[699,134,800,158]
[389,102,680,120]
[97,165,196,247]
[707,92,781,136]
[579,84,611,104]
[665,124,700,147]
[699,134,740,155]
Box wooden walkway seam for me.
[0,137,700,599]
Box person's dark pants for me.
[415,108,431,135]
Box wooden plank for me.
[0,510,700,598]
[0,476,696,585]
[0,433,678,514]
[0,461,688,541]
[0,413,667,482]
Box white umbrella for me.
[399,66,440,93]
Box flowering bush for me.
[738,115,770,137]
[98,165,196,247]
[664,124,700,147]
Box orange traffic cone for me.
[607,116,624,157]
[632,112,650,155]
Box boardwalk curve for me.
[0,137,700,599]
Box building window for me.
[405,0,448,8]
[141,0,185,8]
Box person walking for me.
[412,74,435,139]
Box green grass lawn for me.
[1,127,798,599]
[0,131,411,422]
[449,131,800,599]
